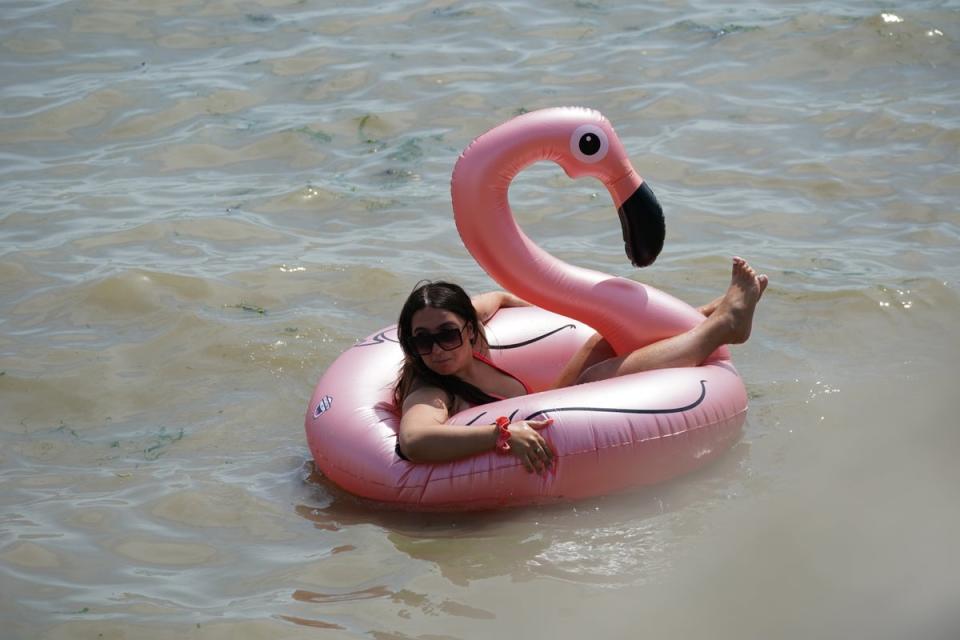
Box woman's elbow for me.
[397,431,426,463]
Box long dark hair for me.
[393,280,498,411]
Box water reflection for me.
[299,441,750,587]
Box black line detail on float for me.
[461,381,707,425]
[354,324,574,350]
[523,380,707,421]
[353,330,400,347]
[489,324,576,350]
[464,408,520,426]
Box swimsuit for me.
[469,351,532,397]
[395,352,531,461]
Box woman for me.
[394,257,768,474]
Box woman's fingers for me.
[532,438,552,463]
[529,418,554,430]
[529,452,547,474]
[525,444,553,475]
[530,430,554,471]
[508,421,556,474]
[534,434,555,464]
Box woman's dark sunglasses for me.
[410,326,466,355]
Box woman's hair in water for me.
[393,280,498,410]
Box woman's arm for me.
[398,387,498,462]
[398,385,556,472]
[471,291,530,324]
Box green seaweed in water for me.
[357,114,392,145]
[226,302,267,315]
[245,13,275,25]
[144,427,185,461]
[55,422,79,439]
[296,126,333,143]
[387,138,424,162]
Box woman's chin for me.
[428,359,457,374]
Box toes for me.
[732,257,754,270]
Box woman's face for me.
[410,306,475,376]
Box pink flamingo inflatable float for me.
[305,107,747,510]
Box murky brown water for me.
[2,1,959,638]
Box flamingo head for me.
[548,108,665,267]
[454,107,666,268]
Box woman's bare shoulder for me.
[401,380,454,416]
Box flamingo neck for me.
[450,110,727,358]
[452,149,637,349]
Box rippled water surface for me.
[2,1,959,638]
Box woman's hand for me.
[472,291,531,324]
[507,418,555,474]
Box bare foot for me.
[698,262,768,317]
[708,257,768,344]
[697,295,723,318]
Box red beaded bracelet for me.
[494,416,511,453]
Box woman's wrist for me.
[494,416,511,453]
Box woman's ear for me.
[468,323,477,345]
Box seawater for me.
[1,1,958,638]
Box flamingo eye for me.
[570,124,609,163]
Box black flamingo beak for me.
[617,182,665,267]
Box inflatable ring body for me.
[305,307,746,511]
[305,107,748,510]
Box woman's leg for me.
[561,257,768,386]
[551,331,617,389]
